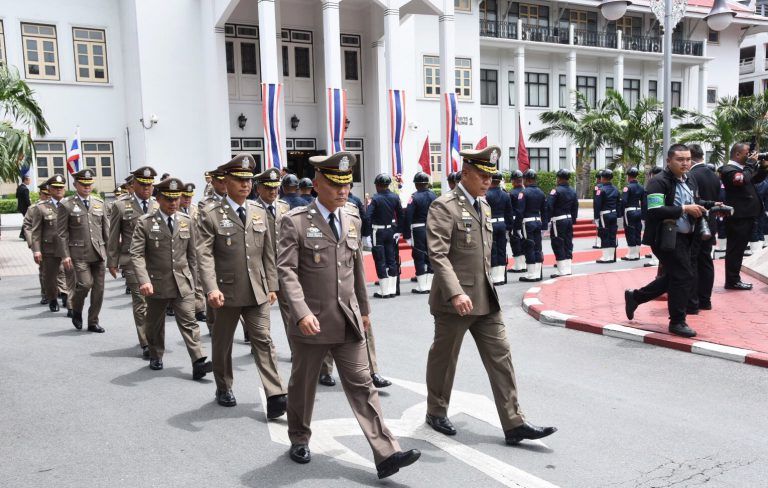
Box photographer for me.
[624,144,715,338]
[720,143,768,290]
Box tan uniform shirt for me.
[28,200,61,255]
[57,195,109,262]
[107,196,157,268]
[256,197,290,249]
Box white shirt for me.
[50,197,60,208]
[225,196,246,219]
[157,209,176,226]
[134,195,149,211]
[728,159,744,170]
[78,195,90,207]
[314,199,342,237]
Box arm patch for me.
[647,193,664,210]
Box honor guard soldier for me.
[546,169,579,278]
[281,174,306,208]
[507,170,527,273]
[594,169,621,263]
[108,166,157,358]
[517,170,547,282]
[57,169,109,333]
[298,177,315,204]
[179,183,207,323]
[485,171,514,285]
[593,170,604,249]
[198,169,227,209]
[130,177,213,379]
[621,167,645,261]
[424,144,556,446]
[404,171,437,294]
[366,173,404,298]
[196,154,287,415]
[277,151,420,478]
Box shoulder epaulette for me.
[285,206,309,217]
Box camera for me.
[698,216,712,241]
[757,152,768,161]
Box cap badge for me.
[169,181,178,190]
[270,171,278,180]
[84,170,92,178]
[339,156,350,171]
[490,150,499,164]
[56,176,62,182]
[186,185,193,191]
[143,168,151,177]
[241,158,249,168]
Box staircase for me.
[573,218,625,239]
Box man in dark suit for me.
[720,143,768,290]
[686,144,721,313]
[16,176,32,239]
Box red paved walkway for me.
[523,260,768,368]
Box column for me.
[373,38,388,176]
[698,41,708,113]
[566,50,576,170]
[322,0,343,152]
[614,54,624,97]
[200,5,231,169]
[515,46,525,170]
[439,0,456,188]
[656,61,664,102]
[258,0,279,84]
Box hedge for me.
[0,190,106,214]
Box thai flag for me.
[475,135,488,150]
[388,89,406,177]
[444,92,461,173]
[67,128,82,174]
[262,83,283,169]
[327,88,347,154]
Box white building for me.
[1,0,767,198]
[739,1,768,97]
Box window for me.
[341,34,362,104]
[604,148,614,168]
[609,16,642,37]
[225,24,261,100]
[21,23,59,80]
[430,143,442,175]
[82,142,115,191]
[605,77,614,95]
[739,81,755,98]
[455,0,471,11]
[455,58,471,99]
[559,148,567,168]
[671,81,682,108]
[509,147,516,168]
[707,87,717,105]
[577,76,597,107]
[231,138,264,172]
[424,56,440,97]
[623,78,641,108]
[34,141,66,181]
[559,9,598,32]
[280,29,314,103]
[559,74,567,108]
[72,28,108,82]
[508,71,515,106]
[295,47,311,78]
[649,80,658,100]
[528,148,550,171]
[343,50,358,80]
[512,3,550,27]
[0,21,5,65]
[708,29,719,44]
[480,69,498,105]
[525,72,549,107]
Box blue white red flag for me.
[444,92,461,173]
[327,88,347,154]
[388,89,406,177]
[67,128,82,174]
[262,83,283,169]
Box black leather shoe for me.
[686,308,700,315]
[72,311,83,330]
[49,300,59,312]
[149,358,163,370]
[669,322,697,338]
[243,331,250,344]
[699,301,712,310]
[40,297,49,305]
[66,309,73,318]
[411,289,430,294]
[624,289,639,320]
[373,292,387,299]
[410,276,418,282]
[725,282,752,290]
[376,449,421,479]
[318,374,336,386]
[508,268,527,273]
[165,305,175,316]
[87,324,105,333]
[371,373,392,388]
[504,422,557,445]
[289,444,311,464]
[266,394,287,419]
[192,359,212,380]
[59,293,68,308]
[426,414,457,436]
[216,389,237,407]
[142,345,150,360]
[195,311,207,322]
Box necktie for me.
[268,205,275,218]
[328,213,340,240]
[182,207,188,215]
[83,199,89,210]
[473,200,480,215]
[167,216,173,233]
[142,200,148,214]
[237,207,246,226]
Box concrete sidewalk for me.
[0,234,38,278]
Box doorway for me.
[286,150,326,179]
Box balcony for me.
[740,57,755,74]
[480,20,704,57]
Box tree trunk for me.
[576,154,591,199]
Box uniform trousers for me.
[509,231,524,258]
[145,293,204,362]
[194,281,206,314]
[724,217,754,285]
[287,338,400,464]
[600,212,618,248]
[688,236,714,310]
[320,327,380,376]
[41,256,74,302]
[624,210,643,246]
[122,264,148,347]
[522,221,543,264]
[411,227,431,275]
[550,219,574,260]
[490,223,508,267]
[426,310,525,432]
[211,303,285,396]
[71,259,105,326]
[372,227,397,278]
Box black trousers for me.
[633,233,694,324]
[688,235,714,310]
[724,217,754,285]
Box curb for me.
[522,276,768,369]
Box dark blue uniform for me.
[347,193,368,233]
[508,185,525,259]
[299,194,315,204]
[593,182,604,247]
[282,192,307,209]
[594,183,621,248]
[545,183,578,261]
[516,185,547,264]
[621,180,645,246]
[751,180,768,243]
[485,186,514,268]
[365,189,404,279]
[404,188,437,276]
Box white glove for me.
[407,239,413,247]
[393,233,401,241]
[363,236,373,248]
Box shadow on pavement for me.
[166,402,268,432]
[38,328,82,337]
[111,365,192,387]
[91,346,143,359]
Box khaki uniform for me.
[130,211,205,362]
[196,193,224,328]
[57,195,109,326]
[425,186,524,431]
[107,195,157,346]
[27,199,74,304]
[196,198,285,396]
[180,204,205,314]
[277,201,399,464]
[23,202,47,297]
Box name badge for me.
[73,206,81,213]
[461,210,471,220]
[306,226,323,238]
[220,219,234,228]
[151,223,160,232]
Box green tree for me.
[0,64,49,183]
[721,91,768,152]
[673,98,742,165]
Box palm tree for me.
[529,91,611,197]
[723,91,768,152]
[673,100,743,165]
[0,64,49,183]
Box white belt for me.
[522,217,541,223]
[551,215,571,222]
[600,210,616,215]
[372,224,392,230]
[489,218,504,223]
[624,207,640,212]
[411,223,425,228]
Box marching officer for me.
[593,170,604,249]
[366,173,404,298]
[196,154,287,415]
[621,167,645,261]
[517,170,547,282]
[485,171,514,285]
[198,169,227,209]
[107,166,157,358]
[179,183,207,323]
[507,170,526,274]
[298,177,315,204]
[281,174,306,208]
[424,144,556,446]
[130,177,213,379]
[277,151,420,477]
[23,182,51,305]
[403,171,437,294]
[594,169,621,263]
[57,169,109,333]
[546,169,579,278]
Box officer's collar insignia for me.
[458,196,465,201]
[339,156,350,171]
[490,150,499,164]
[309,209,317,214]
